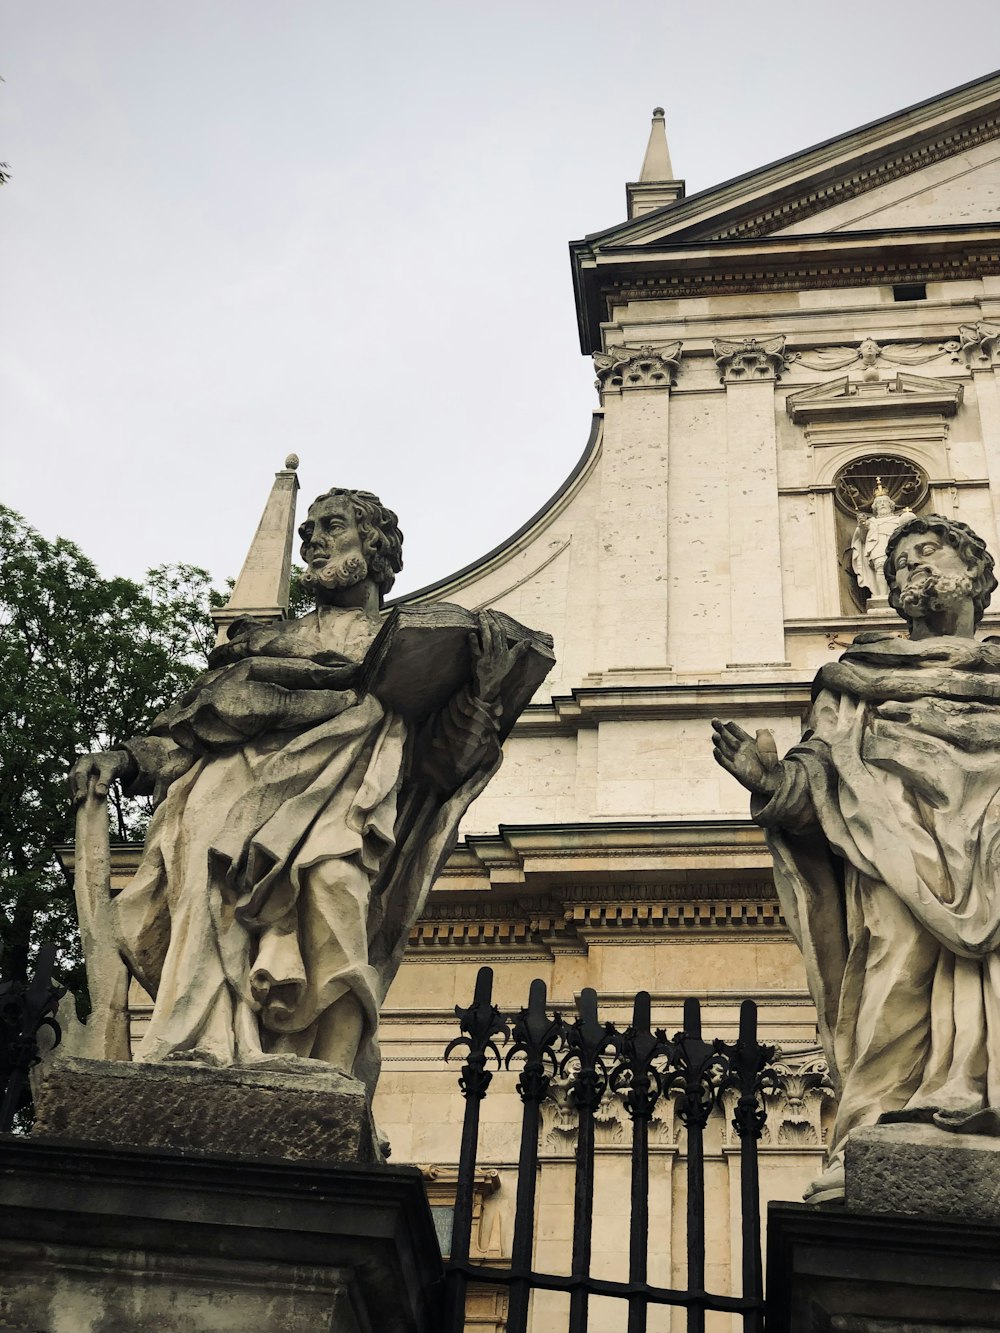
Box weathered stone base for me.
[0,1134,441,1333]
[766,1201,1000,1332]
[846,1121,1000,1220]
[32,1056,380,1164]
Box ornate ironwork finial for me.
[0,942,66,1132]
[667,996,727,1129]
[506,977,564,1103]
[561,987,620,1113]
[445,966,509,1101]
[610,990,671,1121]
[716,1000,779,1141]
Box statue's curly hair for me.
[300,488,404,598]
[883,514,997,625]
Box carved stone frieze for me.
[593,342,682,395]
[958,320,1000,366]
[789,337,962,378]
[713,335,788,383]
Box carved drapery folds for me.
[790,336,962,377]
[958,320,1000,367]
[593,342,682,396]
[713,335,788,383]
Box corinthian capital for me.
[593,342,682,396]
[958,320,1000,367]
[714,335,788,383]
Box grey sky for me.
[4,3,1000,597]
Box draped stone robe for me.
[754,634,1000,1157]
[112,607,501,1094]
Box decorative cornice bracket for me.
[959,320,1000,366]
[714,335,788,384]
[593,342,682,398]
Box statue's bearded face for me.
[891,531,977,618]
[298,496,369,592]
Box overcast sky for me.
[4,4,1000,597]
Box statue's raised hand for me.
[68,750,135,805]
[468,610,529,704]
[711,720,780,797]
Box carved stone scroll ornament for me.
[958,320,1000,367]
[713,335,788,383]
[593,342,682,395]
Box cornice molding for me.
[785,371,964,424]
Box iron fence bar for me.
[442,965,507,1333]
[716,999,776,1333]
[670,996,726,1333]
[610,990,670,1333]
[506,978,563,1333]
[443,1260,764,1313]
[564,987,619,1333]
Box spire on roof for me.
[626,106,685,219]
[640,106,673,181]
[211,454,301,645]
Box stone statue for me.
[849,481,915,601]
[68,487,553,1097]
[712,514,1000,1202]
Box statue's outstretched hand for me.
[468,610,529,704]
[711,720,781,797]
[68,750,135,805]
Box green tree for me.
[0,506,225,992]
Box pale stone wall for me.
[376,265,1000,1328]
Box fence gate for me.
[442,966,779,1333]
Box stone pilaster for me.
[714,336,789,667]
[962,323,1000,545]
[594,344,681,671]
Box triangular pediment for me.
[581,69,1000,251]
[786,373,964,424]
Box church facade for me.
[370,69,1000,1330]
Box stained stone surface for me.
[32,1056,380,1164]
[0,1135,441,1333]
[846,1122,1000,1220]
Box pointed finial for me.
[639,105,673,182]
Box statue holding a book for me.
[68,487,553,1096]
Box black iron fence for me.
[442,966,779,1333]
[0,943,64,1133]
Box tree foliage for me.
[0,506,225,990]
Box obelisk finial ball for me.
[653,106,664,117]
[285,453,300,470]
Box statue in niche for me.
[849,479,915,603]
[712,514,1000,1202]
[69,487,553,1096]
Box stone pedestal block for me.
[32,1056,380,1164]
[0,1135,442,1333]
[766,1202,1000,1332]
[846,1121,1000,1221]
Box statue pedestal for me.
[32,1056,382,1164]
[0,1134,442,1333]
[766,1125,1000,1331]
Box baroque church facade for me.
[370,69,1000,1330]
[80,69,1000,1332]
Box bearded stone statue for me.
[68,487,552,1101]
[713,515,1000,1202]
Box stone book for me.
[359,604,555,736]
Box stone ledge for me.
[846,1122,1000,1221]
[32,1056,379,1165]
[0,1135,441,1333]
